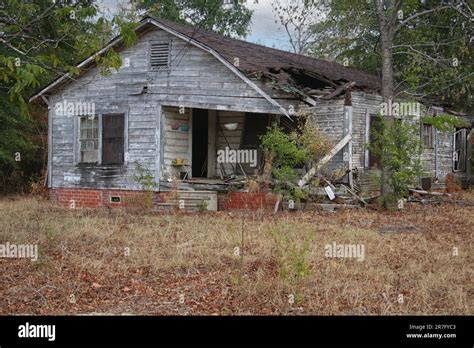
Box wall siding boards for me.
[351,91,454,188]
[48,27,294,190]
[301,98,346,173]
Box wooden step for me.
[155,190,218,211]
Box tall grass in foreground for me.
[0,195,472,315]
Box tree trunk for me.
[376,0,398,206]
[380,25,395,200]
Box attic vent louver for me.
[150,42,170,69]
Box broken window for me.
[79,116,99,163]
[102,114,125,165]
[150,42,170,70]
[421,123,434,148]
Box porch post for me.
[207,110,217,178]
[344,105,353,189]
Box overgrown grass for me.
[0,195,472,315]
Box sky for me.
[241,0,292,50]
[96,0,292,51]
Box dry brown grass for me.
[0,193,472,315]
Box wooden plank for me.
[322,81,356,100]
[344,106,353,188]
[298,134,352,187]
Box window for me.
[241,113,270,148]
[150,42,170,70]
[80,116,99,163]
[102,114,125,165]
[78,113,125,165]
[421,123,434,148]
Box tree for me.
[0,0,137,192]
[312,0,473,206]
[271,0,322,54]
[312,0,473,113]
[133,0,253,37]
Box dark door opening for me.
[192,109,208,178]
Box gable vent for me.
[150,42,170,69]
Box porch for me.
[159,106,296,189]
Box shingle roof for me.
[151,17,381,91]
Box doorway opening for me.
[192,109,208,178]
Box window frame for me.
[75,110,128,166]
[421,123,434,149]
[79,115,100,164]
[102,113,126,165]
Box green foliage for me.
[312,1,473,113]
[133,161,158,191]
[132,161,158,208]
[261,123,308,168]
[290,116,333,163]
[260,123,307,191]
[196,200,208,212]
[268,225,312,305]
[421,114,470,132]
[0,102,43,193]
[0,0,137,192]
[260,122,332,202]
[135,0,253,37]
[367,115,424,203]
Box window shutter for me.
[102,114,125,165]
[150,42,170,69]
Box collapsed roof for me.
[154,17,381,91]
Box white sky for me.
[244,0,291,50]
[96,0,291,51]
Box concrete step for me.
[155,190,218,211]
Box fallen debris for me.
[409,189,451,197]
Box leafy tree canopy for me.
[311,0,473,113]
[133,0,253,37]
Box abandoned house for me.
[29,17,473,210]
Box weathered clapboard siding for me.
[301,98,346,172]
[48,26,293,190]
[215,111,246,175]
[351,91,383,170]
[418,107,453,180]
[351,91,454,186]
[162,106,191,179]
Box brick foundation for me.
[49,188,165,209]
[219,192,278,211]
[49,188,278,211]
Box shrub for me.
[368,115,424,204]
